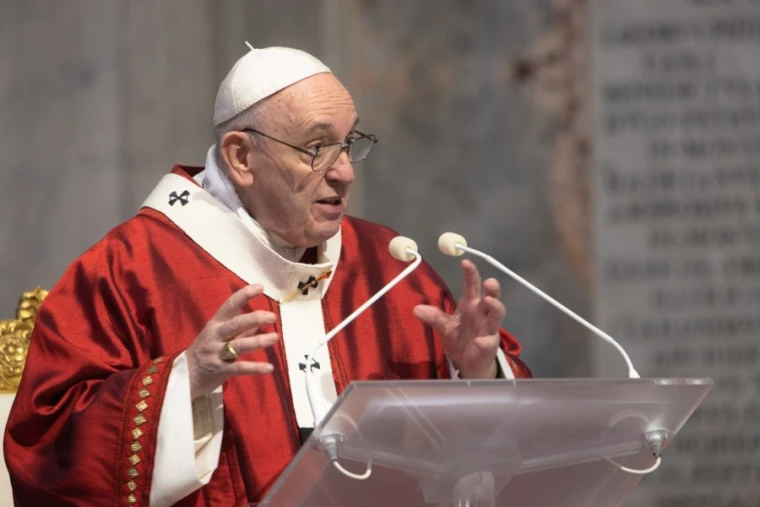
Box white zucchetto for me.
[213,44,331,126]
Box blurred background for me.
[1,0,758,504]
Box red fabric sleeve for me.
[501,330,533,379]
[3,240,180,506]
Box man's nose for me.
[325,150,355,184]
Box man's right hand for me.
[186,284,279,400]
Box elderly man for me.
[4,46,530,506]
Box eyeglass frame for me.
[240,127,378,172]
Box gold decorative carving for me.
[0,287,49,392]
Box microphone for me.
[305,235,423,427]
[438,232,640,379]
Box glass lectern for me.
[258,378,711,506]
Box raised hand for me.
[186,284,279,400]
[413,259,504,379]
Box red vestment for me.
[4,167,530,506]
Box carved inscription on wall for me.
[592,0,760,505]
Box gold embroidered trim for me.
[123,359,164,507]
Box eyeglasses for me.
[241,127,378,172]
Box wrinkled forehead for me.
[269,73,358,135]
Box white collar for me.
[140,152,341,302]
[194,146,307,263]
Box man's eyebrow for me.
[305,117,360,136]
[305,122,333,135]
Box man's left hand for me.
[413,259,503,379]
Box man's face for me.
[240,73,358,248]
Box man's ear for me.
[220,132,255,187]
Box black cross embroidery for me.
[297,276,320,295]
[169,190,190,206]
[298,355,320,372]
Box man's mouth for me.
[315,197,342,206]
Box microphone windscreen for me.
[389,236,418,262]
[438,232,467,256]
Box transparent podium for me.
[258,378,711,506]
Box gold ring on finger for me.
[220,341,239,362]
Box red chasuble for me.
[4,167,530,506]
